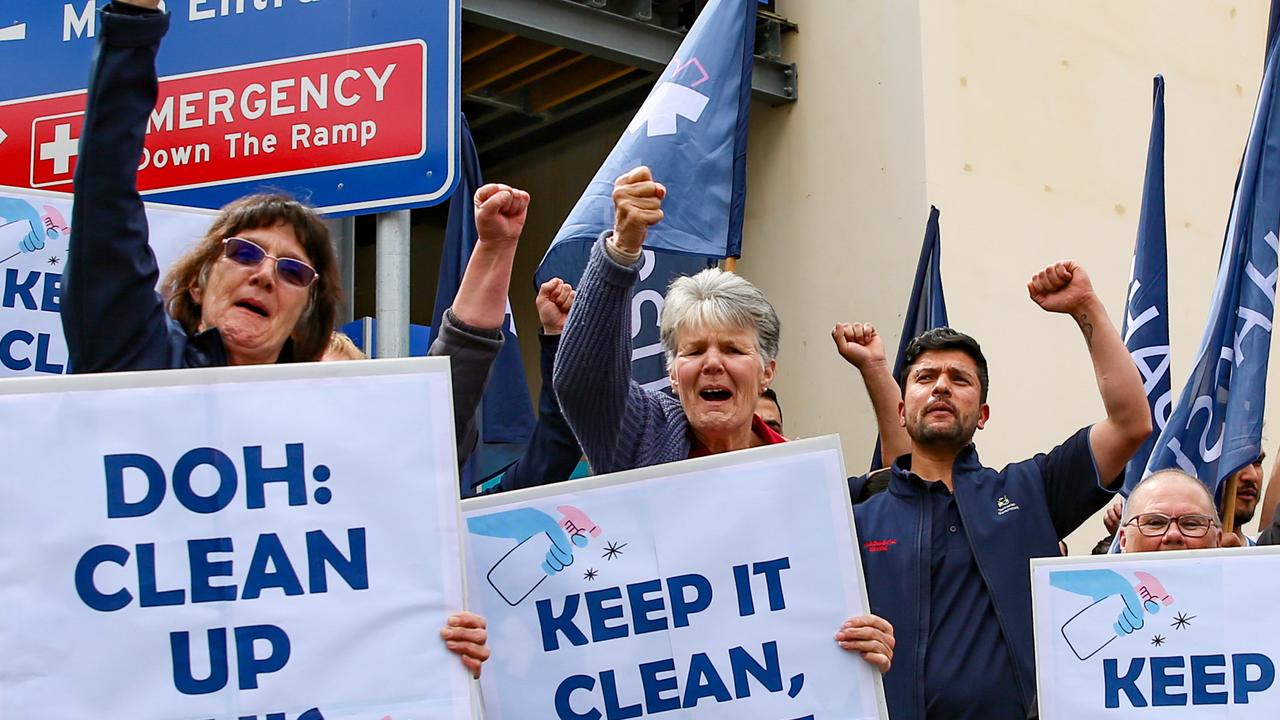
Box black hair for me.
[900,327,990,403]
[759,387,782,425]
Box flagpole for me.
[724,256,738,273]
[1222,475,1239,534]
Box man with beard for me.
[851,261,1152,720]
[1224,452,1264,545]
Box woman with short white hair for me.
[554,190,784,474]
[554,166,895,675]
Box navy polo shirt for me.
[923,482,1022,719]
[854,427,1116,720]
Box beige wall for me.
[745,0,1279,551]
[374,0,1280,550]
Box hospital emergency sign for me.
[0,1,459,215]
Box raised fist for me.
[474,183,531,250]
[611,166,665,255]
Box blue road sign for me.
[0,1,459,215]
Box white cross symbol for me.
[39,123,79,176]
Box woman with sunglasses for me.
[63,0,530,462]
[61,0,516,679]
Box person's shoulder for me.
[850,467,893,505]
[853,480,899,520]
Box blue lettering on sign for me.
[0,329,65,373]
[2,269,60,311]
[170,623,291,695]
[193,709,325,720]
[1104,654,1275,708]
[536,573,713,652]
[103,444,320,518]
[552,641,792,719]
[73,529,368,612]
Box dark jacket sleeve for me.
[1038,426,1119,539]
[429,308,503,467]
[497,332,584,492]
[63,5,180,373]
[553,236,674,474]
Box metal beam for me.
[476,72,657,157]
[462,0,796,105]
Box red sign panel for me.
[0,41,425,195]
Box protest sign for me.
[1032,548,1280,719]
[0,358,475,720]
[461,436,888,720]
[0,187,211,376]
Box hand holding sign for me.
[836,614,895,673]
[440,611,490,678]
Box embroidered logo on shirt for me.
[863,539,897,552]
[996,495,1021,515]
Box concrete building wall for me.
[742,0,1277,550]
[375,0,1280,549]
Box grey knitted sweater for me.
[554,238,692,474]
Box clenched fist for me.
[474,183,531,250]
[537,278,575,335]
[1027,260,1097,315]
[832,322,887,371]
[611,166,666,255]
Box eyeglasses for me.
[1124,512,1218,538]
[222,237,317,288]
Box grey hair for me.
[1124,469,1216,522]
[659,268,780,366]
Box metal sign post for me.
[376,210,411,358]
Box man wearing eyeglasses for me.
[1118,469,1222,552]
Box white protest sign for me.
[461,436,888,720]
[0,187,211,376]
[0,358,475,720]
[1032,548,1280,719]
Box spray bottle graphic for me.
[479,505,602,606]
[1058,570,1174,660]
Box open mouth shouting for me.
[699,385,734,403]
[234,297,271,318]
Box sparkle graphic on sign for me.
[602,541,627,561]
[1151,634,1166,647]
[1171,612,1195,630]
[584,568,598,581]
[47,256,60,266]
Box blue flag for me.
[535,0,748,389]
[538,0,753,263]
[1120,76,1173,496]
[432,114,535,484]
[870,206,948,470]
[537,238,714,390]
[1143,25,1280,498]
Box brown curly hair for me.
[161,194,343,363]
